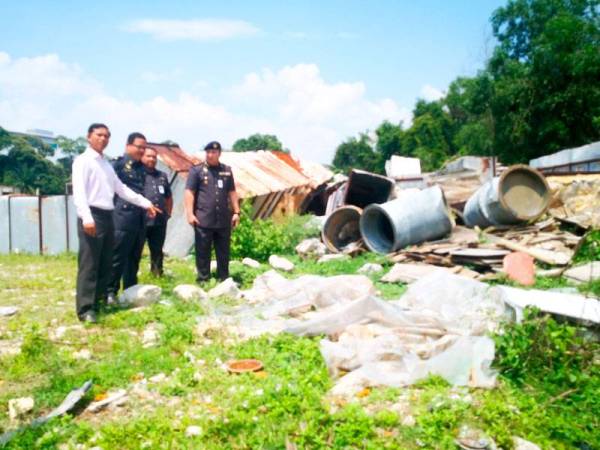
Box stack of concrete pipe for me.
[321,165,550,255]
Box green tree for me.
[374,121,406,172]
[489,0,600,162]
[55,135,87,172]
[0,127,69,194]
[233,133,285,152]
[332,133,380,174]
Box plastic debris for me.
[86,389,127,413]
[0,381,92,445]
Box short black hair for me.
[204,141,222,151]
[87,123,109,136]
[127,132,147,145]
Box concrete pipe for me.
[359,186,453,254]
[464,165,550,228]
[322,205,363,253]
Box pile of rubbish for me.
[196,270,599,397]
[318,158,599,283]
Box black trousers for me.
[108,227,145,294]
[76,208,114,318]
[145,224,167,275]
[194,226,231,282]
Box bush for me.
[230,202,318,262]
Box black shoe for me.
[107,293,117,306]
[79,311,98,324]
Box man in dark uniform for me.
[184,141,240,282]
[141,146,173,276]
[107,132,150,303]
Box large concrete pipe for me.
[359,186,453,254]
[322,205,363,253]
[464,165,550,228]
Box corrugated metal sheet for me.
[162,175,193,257]
[10,196,40,253]
[530,141,600,173]
[67,196,79,252]
[0,197,9,253]
[41,196,67,254]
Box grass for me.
[0,222,599,449]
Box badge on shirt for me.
[217,179,224,189]
[158,185,165,194]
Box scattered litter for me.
[149,373,167,383]
[0,340,22,357]
[241,257,261,269]
[8,397,34,421]
[269,255,295,272]
[455,425,497,450]
[86,389,128,413]
[381,263,450,283]
[226,359,264,373]
[296,238,327,258]
[0,381,92,446]
[197,271,511,395]
[317,254,349,263]
[503,252,535,286]
[563,262,600,284]
[0,306,18,317]
[513,437,541,450]
[72,349,92,360]
[208,278,241,299]
[173,284,208,302]
[357,263,384,274]
[185,425,202,437]
[118,284,162,307]
[142,323,162,348]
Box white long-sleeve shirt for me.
[72,147,152,225]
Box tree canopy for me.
[232,133,286,152]
[0,128,85,194]
[332,0,600,173]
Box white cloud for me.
[0,52,411,164]
[140,68,183,83]
[420,84,445,102]
[124,19,260,41]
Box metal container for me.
[359,186,453,254]
[464,165,550,228]
[322,205,363,253]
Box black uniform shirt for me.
[186,162,236,229]
[112,155,147,231]
[144,168,172,227]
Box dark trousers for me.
[194,226,231,282]
[76,208,114,318]
[108,227,145,294]
[146,224,167,276]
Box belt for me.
[90,206,114,216]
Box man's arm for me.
[165,196,173,216]
[229,190,240,228]
[72,157,96,236]
[112,170,160,217]
[184,189,199,226]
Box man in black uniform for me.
[141,146,173,276]
[184,141,240,282]
[107,132,150,303]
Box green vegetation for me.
[1,219,599,448]
[232,133,286,153]
[332,0,600,173]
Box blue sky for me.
[0,0,504,162]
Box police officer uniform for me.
[108,154,147,294]
[144,167,172,276]
[186,145,236,282]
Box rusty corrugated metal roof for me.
[148,143,331,199]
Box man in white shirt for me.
[72,123,160,323]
